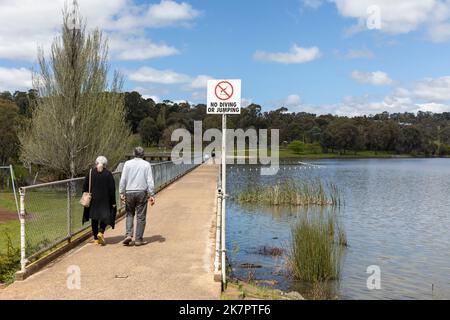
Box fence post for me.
[19,188,26,273]
[214,189,222,278]
[67,182,72,242]
[9,164,19,215]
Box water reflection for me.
[227,159,450,299]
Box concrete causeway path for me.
[0,164,221,300]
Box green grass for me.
[21,188,91,257]
[0,221,20,254]
[0,188,90,255]
[222,280,303,300]
[230,147,409,159]
[278,148,406,159]
[237,179,341,207]
[0,192,18,212]
[288,213,346,282]
[0,192,20,254]
[143,145,409,159]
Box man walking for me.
[119,147,156,246]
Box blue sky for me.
[1,0,450,115]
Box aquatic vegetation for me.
[288,213,346,282]
[237,179,341,207]
[256,246,284,256]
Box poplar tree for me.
[20,1,131,178]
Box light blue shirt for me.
[119,158,155,196]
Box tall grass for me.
[288,213,345,282]
[0,233,20,284]
[237,179,341,207]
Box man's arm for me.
[119,162,128,195]
[147,164,155,197]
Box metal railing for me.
[213,163,226,287]
[18,160,200,272]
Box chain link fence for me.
[18,160,201,271]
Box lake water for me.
[226,159,450,300]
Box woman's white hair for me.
[95,156,108,171]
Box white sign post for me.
[207,79,241,285]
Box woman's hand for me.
[148,196,156,206]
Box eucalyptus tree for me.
[20,2,131,178]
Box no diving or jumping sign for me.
[207,79,241,114]
[215,81,234,101]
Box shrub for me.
[288,141,305,154]
[0,233,20,284]
[237,179,341,207]
[288,213,345,282]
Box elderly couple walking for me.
[82,147,156,246]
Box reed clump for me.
[237,179,341,207]
[288,213,345,282]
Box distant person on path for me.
[82,156,117,246]
[119,147,156,246]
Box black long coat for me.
[82,168,117,228]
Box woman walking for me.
[82,156,117,245]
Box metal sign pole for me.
[19,188,26,273]
[221,113,227,286]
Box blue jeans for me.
[125,191,148,241]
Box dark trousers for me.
[91,219,107,239]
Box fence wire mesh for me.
[21,161,200,263]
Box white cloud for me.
[191,91,206,101]
[428,23,450,42]
[0,67,32,92]
[254,44,321,64]
[144,0,201,28]
[396,76,450,102]
[187,75,213,90]
[344,0,450,41]
[285,94,302,107]
[109,36,179,61]
[0,0,200,61]
[276,73,450,116]
[129,67,191,84]
[130,67,213,90]
[129,67,213,102]
[351,70,394,86]
[302,0,450,42]
[415,102,450,113]
[132,86,168,102]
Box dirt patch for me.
[0,208,18,223]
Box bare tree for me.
[20,1,131,178]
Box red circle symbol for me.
[214,81,234,101]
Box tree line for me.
[3,88,450,172]
[125,92,450,156]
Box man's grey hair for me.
[134,146,145,158]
